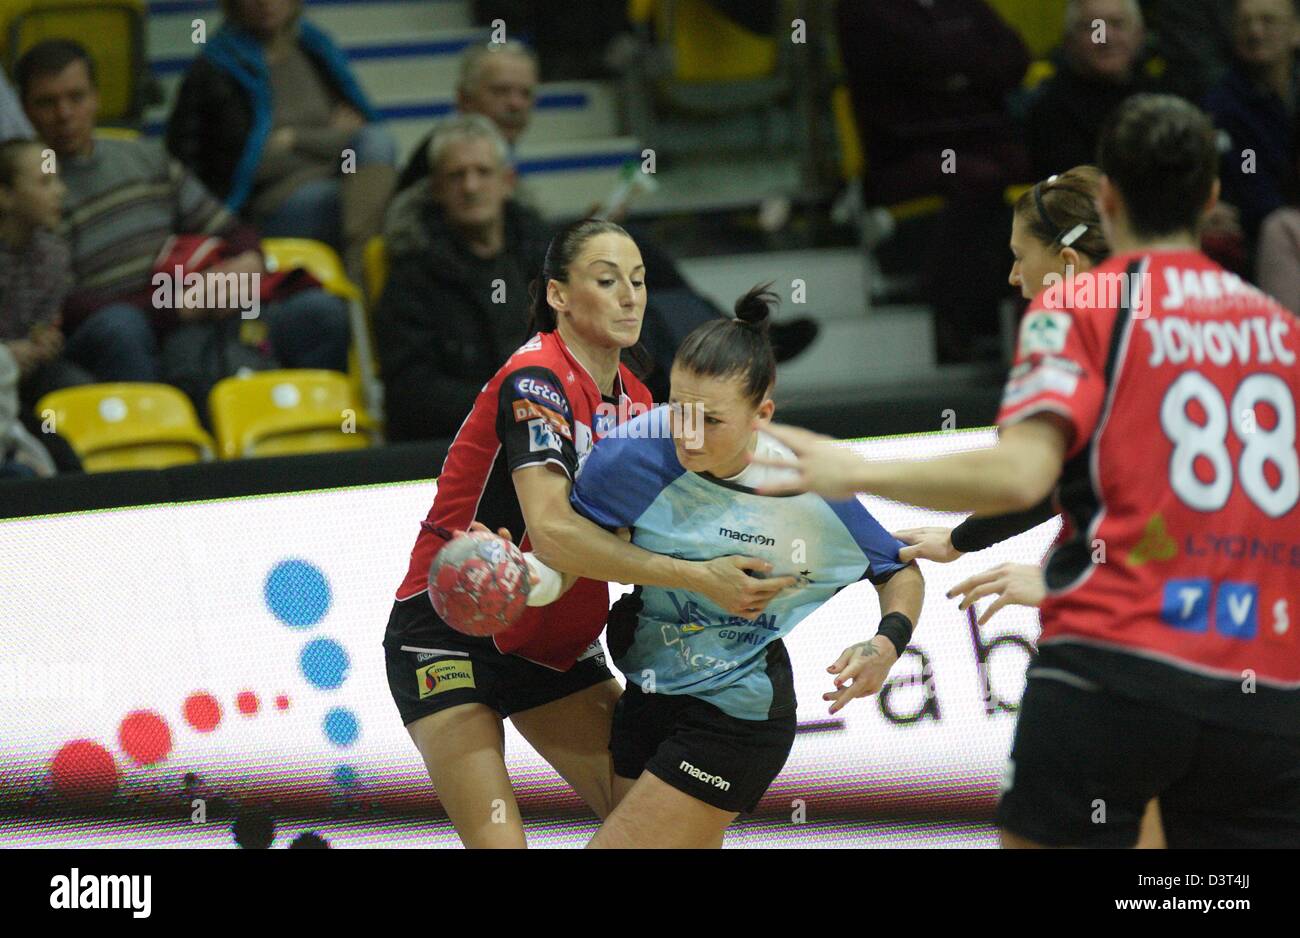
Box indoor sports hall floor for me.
[3,814,998,849]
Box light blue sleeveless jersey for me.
[570,407,907,721]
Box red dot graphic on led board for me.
[50,740,118,798]
[183,692,222,732]
[275,694,290,711]
[118,710,172,765]
[236,691,259,716]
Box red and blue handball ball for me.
[428,529,532,636]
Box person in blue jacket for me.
[165,0,397,276]
[566,284,925,848]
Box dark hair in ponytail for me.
[673,283,777,406]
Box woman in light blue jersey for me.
[564,284,925,848]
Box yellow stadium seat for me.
[34,383,215,472]
[3,1,147,125]
[208,370,377,459]
[986,0,1068,60]
[627,0,655,24]
[94,126,141,141]
[341,234,388,405]
[661,0,777,83]
[362,235,388,306]
[261,238,361,302]
[831,84,863,182]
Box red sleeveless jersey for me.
[998,249,1300,735]
[394,330,654,670]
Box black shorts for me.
[383,592,614,725]
[997,665,1300,848]
[610,684,796,814]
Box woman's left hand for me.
[946,562,1046,625]
[823,635,899,714]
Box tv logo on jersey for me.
[528,418,562,453]
[1161,579,1262,639]
[593,408,617,437]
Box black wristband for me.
[950,496,1056,553]
[875,611,913,657]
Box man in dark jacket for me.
[1203,0,1300,245]
[375,115,551,442]
[1025,0,1156,180]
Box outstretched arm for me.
[753,417,1069,515]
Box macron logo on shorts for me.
[680,760,731,791]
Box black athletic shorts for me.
[997,664,1300,848]
[383,592,614,726]
[610,683,796,814]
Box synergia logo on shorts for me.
[49,868,151,918]
[680,760,731,791]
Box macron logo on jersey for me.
[719,526,775,546]
[680,760,731,791]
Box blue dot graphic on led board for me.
[264,559,332,628]
[332,765,359,788]
[323,708,360,747]
[299,638,350,689]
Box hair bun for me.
[734,282,778,331]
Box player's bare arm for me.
[824,561,924,714]
[512,463,797,617]
[753,416,1070,515]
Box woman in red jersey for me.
[754,97,1300,848]
[890,165,1166,849]
[383,219,795,847]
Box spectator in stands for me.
[375,115,551,442]
[837,0,1030,363]
[0,138,83,471]
[166,0,398,279]
[17,41,350,393]
[397,41,539,194]
[1025,0,1156,181]
[1,71,35,141]
[1258,201,1300,312]
[1144,0,1236,102]
[1203,0,1300,246]
[396,41,817,374]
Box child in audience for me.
[0,138,84,471]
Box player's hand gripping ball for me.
[428,530,532,636]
